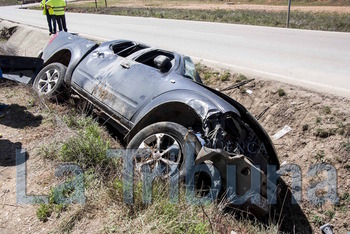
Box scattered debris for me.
[320,223,334,234]
[272,125,292,140]
[256,106,269,120]
[246,89,253,94]
[220,78,255,91]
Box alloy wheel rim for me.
[37,68,60,94]
[135,133,182,178]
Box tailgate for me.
[0,55,43,84]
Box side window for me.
[135,50,174,72]
[184,56,202,83]
[111,41,134,54]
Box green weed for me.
[302,124,309,131]
[315,150,325,161]
[60,121,110,169]
[316,117,322,124]
[311,214,323,226]
[36,204,52,222]
[342,141,350,152]
[325,210,335,219]
[315,128,336,138]
[36,188,67,222]
[323,106,331,114]
[220,71,230,81]
[277,88,286,97]
[236,74,247,83]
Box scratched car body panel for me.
[36,32,280,216]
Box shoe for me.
[49,32,52,35]
[0,104,8,111]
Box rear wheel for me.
[33,62,67,99]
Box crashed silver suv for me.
[32,32,280,216]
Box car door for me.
[71,47,121,95]
[96,57,163,120]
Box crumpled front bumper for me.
[195,146,278,216]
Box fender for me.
[125,89,241,142]
[42,32,97,84]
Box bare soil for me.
[201,69,350,232]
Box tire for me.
[127,121,221,201]
[127,122,190,178]
[33,62,67,99]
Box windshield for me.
[184,56,202,83]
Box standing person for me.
[40,0,56,35]
[47,0,68,32]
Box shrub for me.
[323,106,331,114]
[236,74,247,83]
[302,124,309,131]
[36,204,52,222]
[60,120,110,169]
[220,72,230,81]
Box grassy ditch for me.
[64,6,350,32]
[35,102,280,233]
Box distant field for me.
[66,6,350,32]
[0,0,19,6]
[0,0,38,6]
[74,0,350,7]
[3,0,350,6]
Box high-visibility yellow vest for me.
[40,0,54,15]
[46,0,66,16]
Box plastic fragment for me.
[272,125,292,140]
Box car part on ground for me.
[0,55,43,84]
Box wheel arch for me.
[43,49,72,82]
[125,102,203,143]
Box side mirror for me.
[154,55,171,72]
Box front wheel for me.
[127,122,189,178]
[33,62,67,99]
[127,122,221,201]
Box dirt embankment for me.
[0,21,349,233]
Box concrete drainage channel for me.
[0,20,51,57]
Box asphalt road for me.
[1,5,349,97]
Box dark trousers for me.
[46,12,56,34]
[56,15,67,32]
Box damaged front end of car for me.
[189,103,280,216]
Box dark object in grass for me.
[277,88,286,97]
[302,124,309,131]
[315,128,336,138]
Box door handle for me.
[93,51,105,58]
[121,62,130,69]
